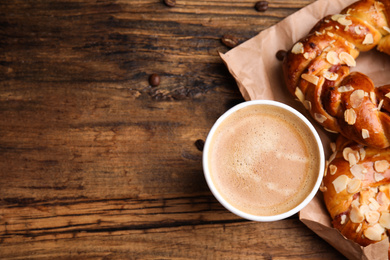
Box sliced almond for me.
[347,179,361,193]
[301,73,319,85]
[370,91,376,104]
[303,100,311,110]
[362,129,370,139]
[350,205,365,223]
[315,31,323,36]
[343,147,359,162]
[344,108,357,125]
[338,16,352,26]
[329,164,337,175]
[339,52,356,67]
[350,164,366,179]
[338,85,354,92]
[356,223,363,233]
[332,175,350,193]
[359,147,366,160]
[383,26,390,34]
[303,52,309,59]
[323,70,339,81]
[355,26,362,35]
[369,198,381,211]
[326,51,340,65]
[385,92,390,99]
[314,113,327,123]
[363,33,374,45]
[295,87,305,103]
[345,40,355,49]
[292,42,304,54]
[378,99,384,111]
[379,212,390,229]
[340,214,347,225]
[364,223,384,241]
[374,160,389,172]
[375,172,385,182]
[350,90,365,108]
[377,192,389,206]
[365,211,380,224]
[331,14,345,21]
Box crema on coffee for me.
[207,104,321,216]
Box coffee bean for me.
[276,50,287,61]
[194,139,205,151]
[221,34,239,48]
[164,0,176,7]
[254,1,269,12]
[149,73,160,87]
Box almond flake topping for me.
[331,14,345,21]
[377,192,389,206]
[370,91,376,103]
[379,212,390,229]
[347,179,361,193]
[329,164,337,175]
[315,31,323,36]
[343,147,359,162]
[332,175,350,193]
[350,205,364,223]
[383,26,390,34]
[364,223,384,241]
[339,52,356,67]
[374,160,389,172]
[355,26,362,34]
[345,41,355,49]
[295,87,305,103]
[369,198,381,211]
[326,51,340,65]
[327,32,335,37]
[356,223,363,233]
[301,73,319,85]
[303,100,311,110]
[350,90,365,108]
[314,113,327,123]
[338,85,354,92]
[378,99,384,111]
[323,70,338,81]
[362,129,370,139]
[350,164,366,179]
[366,211,380,224]
[375,172,385,182]
[344,108,357,125]
[363,33,374,45]
[385,92,390,99]
[340,214,347,224]
[359,147,366,160]
[338,16,352,26]
[292,42,304,54]
[303,52,309,59]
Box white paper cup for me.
[203,100,325,222]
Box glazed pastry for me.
[283,0,390,148]
[322,136,390,256]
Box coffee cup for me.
[203,100,325,221]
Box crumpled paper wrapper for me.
[220,0,390,259]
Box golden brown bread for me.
[322,136,390,256]
[283,0,390,148]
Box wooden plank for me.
[0,0,346,258]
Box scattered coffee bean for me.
[254,1,269,12]
[221,34,239,48]
[164,0,176,7]
[276,50,287,61]
[149,73,160,87]
[194,139,205,151]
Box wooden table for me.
[0,0,347,259]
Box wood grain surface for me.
[0,0,346,259]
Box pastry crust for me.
[283,0,390,148]
[322,136,390,256]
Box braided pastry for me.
[322,136,390,256]
[283,0,390,148]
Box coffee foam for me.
[208,104,320,216]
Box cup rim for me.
[202,100,325,222]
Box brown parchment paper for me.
[219,0,390,259]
